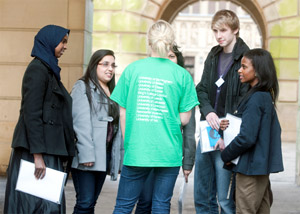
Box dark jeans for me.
[113,165,180,214]
[71,168,107,214]
[135,169,155,214]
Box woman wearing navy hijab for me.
[4,25,75,214]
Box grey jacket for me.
[71,80,123,180]
[182,108,196,170]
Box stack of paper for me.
[199,113,241,164]
[199,120,221,153]
[15,159,67,204]
[223,113,242,164]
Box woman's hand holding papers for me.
[183,170,192,183]
[220,119,230,131]
[33,153,46,179]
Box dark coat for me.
[221,92,284,175]
[11,58,75,157]
[196,38,249,119]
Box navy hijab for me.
[31,25,70,80]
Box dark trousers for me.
[71,168,107,214]
[135,169,155,213]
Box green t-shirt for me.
[111,57,199,167]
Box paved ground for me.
[1,142,300,213]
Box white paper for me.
[223,113,242,164]
[15,159,67,204]
[199,120,221,153]
[178,177,188,214]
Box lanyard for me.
[214,60,233,111]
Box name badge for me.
[215,77,225,88]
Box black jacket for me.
[196,38,250,119]
[11,58,75,157]
[221,92,284,175]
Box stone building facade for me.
[0,0,299,185]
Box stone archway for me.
[152,0,299,141]
[159,0,267,48]
[130,0,299,141]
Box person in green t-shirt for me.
[134,44,197,213]
[112,20,199,213]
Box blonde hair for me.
[147,20,175,58]
[211,10,240,37]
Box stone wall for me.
[92,0,154,80]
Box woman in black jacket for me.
[220,48,284,214]
[4,25,75,214]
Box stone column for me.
[259,0,300,185]
[297,76,300,185]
